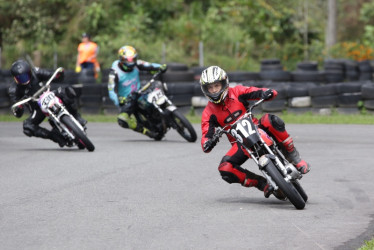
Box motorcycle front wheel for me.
[265,161,305,209]
[61,115,95,152]
[170,110,197,142]
[292,180,308,202]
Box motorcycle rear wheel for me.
[61,115,95,152]
[265,161,305,209]
[170,110,197,142]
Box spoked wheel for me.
[170,110,197,142]
[61,115,95,152]
[265,161,305,210]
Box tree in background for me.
[0,0,372,71]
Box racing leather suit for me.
[108,59,163,135]
[201,85,294,190]
[9,68,81,146]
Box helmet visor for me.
[121,56,136,66]
[202,80,226,101]
[14,72,31,85]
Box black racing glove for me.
[13,105,24,118]
[203,135,219,152]
[262,89,274,100]
[55,68,65,82]
[129,91,140,103]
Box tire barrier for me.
[358,60,373,81]
[166,82,196,106]
[344,60,359,81]
[161,70,195,82]
[259,59,291,82]
[190,66,206,80]
[228,71,260,82]
[362,82,374,112]
[0,59,373,115]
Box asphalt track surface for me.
[1,121,374,250]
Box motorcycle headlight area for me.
[147,88,166,105]
[259,155,270,167]
[50,104,61,113]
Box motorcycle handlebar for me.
[138,70,163,94]
[213,98,266,139]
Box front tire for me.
[170,110,197,142]
[293,180,308,202]
[265,161,305,209]
[61,115,95,152]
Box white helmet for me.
[200,66,229,104]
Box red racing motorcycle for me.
[213,98,308,209]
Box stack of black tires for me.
[160,63,197,107]
[0,58,373,115]
[0,69,12,114]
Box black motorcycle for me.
[133,70,197,142]
[213,98,308,209]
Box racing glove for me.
[262,89,274,100]
[13,105,24,118]
[203,135,219,153]
[160,64,168,73]
[55,68,65,82]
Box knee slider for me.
[117,113,137,129]
[270,114,285,132]
[261,113,285,132]
[117,118,129,128]
[23,121,35,137]
[218,162,240,184]
[23,128,34,137]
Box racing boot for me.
[141,127,158,139]
[241,170,265,188]
[256,177,272,198]
[75,113,87,127]
[242,170,284,199]
[282,137,311,174]
[258,179,287,200]
[49,128,66,147]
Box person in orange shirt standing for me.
[76,33,100,79]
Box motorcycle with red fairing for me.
[213,98,308,209]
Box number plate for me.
[147,88,166,105]
[38,91,58,113]
[231,117,261,147]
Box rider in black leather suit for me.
[8,59,86,147]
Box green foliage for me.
[358,238,374,250]
[0,0,370,72]
[360,1,374,47]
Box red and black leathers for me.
[201,85,293,189]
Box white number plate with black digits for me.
[230,117,260,147]
[147,88,166,105]
[38,91,58,113]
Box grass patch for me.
[279,110,374,124]
[359,238,374,250]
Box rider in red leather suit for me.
[200,66,310,198]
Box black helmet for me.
[200,66,229,104]
[10,59,32,85]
